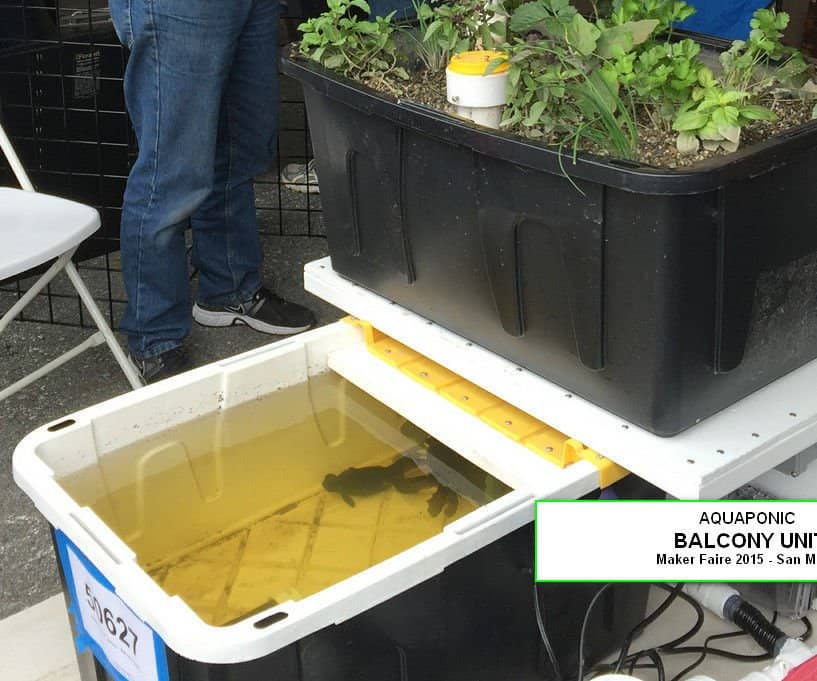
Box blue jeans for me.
[109,0,279,359]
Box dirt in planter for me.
[363,69,452,113]
[361,67,815,168]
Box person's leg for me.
[189,0,279,308]
[110,0,252,364]
[191,0,315,333]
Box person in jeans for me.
[109,0,315,384]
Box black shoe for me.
[192,287,316,335]
[128,346,191,385]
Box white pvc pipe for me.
[682,583,740,619]
[446,68,508,129]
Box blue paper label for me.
[55,530,170,681]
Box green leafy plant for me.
[501,2,805,158]
[668,8,816,155]
[298,0,408,86]
[574,69,640,159]
[509,0,580,39]
[720,8,809,93]
[500,41,582,138]
[402,0,508,74]
[672,67,776,154]
[421,0,503,56]
[631,39,700,101]
[406,1,450,72]
[626,38,702,127]
[405,0,502,73]
[500,50,634,158]
[608,0,694,33]
[299,0,816,166]
[508,0,656,58]
[501,0,663,157]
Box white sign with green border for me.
[535,500,817,582]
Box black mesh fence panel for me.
[0,0,324,328]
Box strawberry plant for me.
[720,9,809,93]
[673,67,777,154]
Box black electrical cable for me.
[628,651,644,675]
[609,584,706,670]
[614,583,684,673]
[576,584,614,681]
[591,662,666,681]
[644,649,666,681]
[647,584,706,652]
[661,613,778,670]
[533,583,564,681]
[667,628,751,681]
[591,660,653,674]
[623,649,666,681]
[664,611,813,665]
[584,585,811,680]
[590,592,812,681]
[663,645,771,663]
[588,583,706,679]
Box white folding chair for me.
[0,122,142,400]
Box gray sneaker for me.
[280,159,320,194]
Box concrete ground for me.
[0,231,341,620]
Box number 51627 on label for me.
[85,583,139,656]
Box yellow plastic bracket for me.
[522,427,576,468]
[347,318,629,488]
[439,380,501,416]
[401,357,461,391]
[481,404,546,442]
[345,316,421,367]
[564,439,629,488]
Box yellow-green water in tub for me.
[59,371,509,626]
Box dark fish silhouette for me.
[323,457,436,507]
[427,484,459,518]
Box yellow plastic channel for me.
[346,318,628,488]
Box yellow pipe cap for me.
[448,50,509,76]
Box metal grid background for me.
[0,0,323,329]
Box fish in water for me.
[427,484,458,518]
[323,457,436,507]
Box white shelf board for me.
[306,257,817,500]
